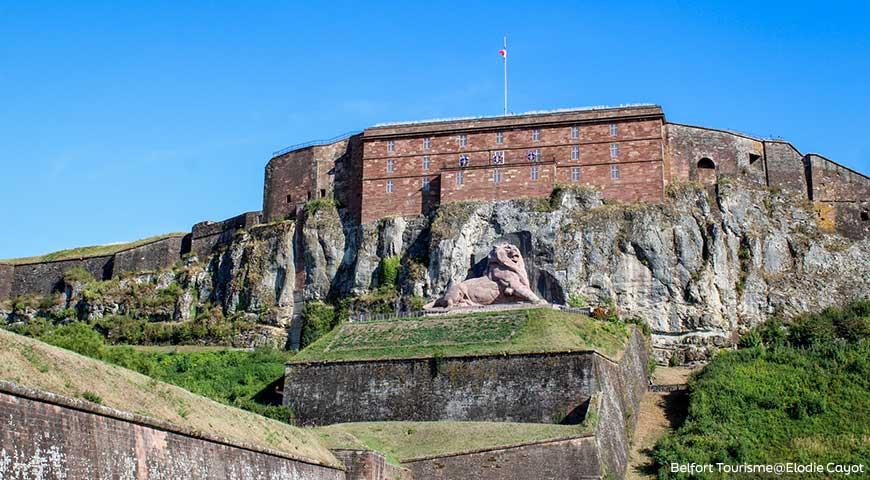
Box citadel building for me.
[264,104,869,236]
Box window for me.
[386,180,394,193]
[422,177,430,192]
[286,194,292,203]
[610,124,618,137]
[527,149,540,162]
[423,137,431,150]
[387,140,395,153]
[456,172,464,186]
[307,191,312,200]
[386,159,395,173]
[320,189,326,198]
[571,167,581,182]
[610,164,620,179]
[422,155,430,171]
[459,134,467,148]
[492,169,502,183]
[610,143,619,158]
[749,153,761,165]
[571,126,579,139]
[571,145,580,161]
[459,154,469,167]
[496,131,504,144]
[531,165,540,181]
[491,151,505,165]
[532,129,541,141]
[862,210,869,222]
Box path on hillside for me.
[626,366,698,479]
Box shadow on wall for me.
[468,231,566,304]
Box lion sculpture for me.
[431,243,545,308]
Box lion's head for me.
[489,242,525,272]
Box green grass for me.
[314,415,597,465]
[4,321,294,422]
[292,308,631,363]
[0,232,186,265]
[652,300,870,479]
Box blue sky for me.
[1,1,868,259]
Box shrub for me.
[63,266,94,284]
[303,197,336,216]
[567,294,587,308]
[407,296,426,312]
[300,301,337,348]
[42,322,107,358]
[737,329,762,349]
[81,391,102,404]
[379,256,401,290]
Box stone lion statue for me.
[431,243,545,308]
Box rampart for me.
[0,381,344,480]
[190,211,262,259]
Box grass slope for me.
[293,308,630,363]
[652,300,870,479]
[0,232,186,265]
[315,417,596,465]
[0,329,340,468]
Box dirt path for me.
[625,367,698,479]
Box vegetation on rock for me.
[652,299,870,479]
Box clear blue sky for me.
[1,1,868,259]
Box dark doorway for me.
[697,158,716,185]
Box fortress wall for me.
[0,382,344,480]
[0,264,12,302]
[807,154,870,239]
[264,139,352,223]
[403,436,602,480]
[664,123,766,185]
[284,352,599,426]
[190,211,261,259]
[112,234,187,276]
[593,329,649,478]
[11,255,114,299]
[332,450,411,480]
[764,141,809,195]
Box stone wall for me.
[333,450,411,480]
[806,154,870,239]
[11,255,114,298]
[664,123,766,185]
[0,263,12,303]
[191,211,262,259]
[764,140,809,196]
[403,436,601,480]
[284,351,599,426]
[0,381,344,480]
[263,137,357,223]
[112,234,187,276]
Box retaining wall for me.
[285,351,599,426]
[190,211,262,259]
[0,381,344,480]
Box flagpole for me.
[503,36,508,116]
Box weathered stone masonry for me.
[0,381,344,480]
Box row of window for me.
[382,165,621,192]
[384,124,621,153]
[384,144,620,173]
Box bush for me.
[42,322,107,358]
[567,294,587,308]
[379,256,401,290]
[63,266,94,284]
[81,391,103,404]
[407,296,426,312]
[300,301,337,348]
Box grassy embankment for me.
[0,232,186,264]
[651,300,870,479]
[0,328,340,468]
[293,307,632,363]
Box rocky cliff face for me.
[4,180,868,361]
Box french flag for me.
[498,48,507,58]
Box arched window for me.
[697,158,716,170]
[697,158,716,185]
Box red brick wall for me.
[361,112,665,223]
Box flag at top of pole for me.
[500,36,508,115]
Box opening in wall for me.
[697,157,716,185]
[286,194,292,203]
[862,210,869,221]
[749,153,761,165]
[320,189,326,198]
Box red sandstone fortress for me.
[263,104,870,237]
